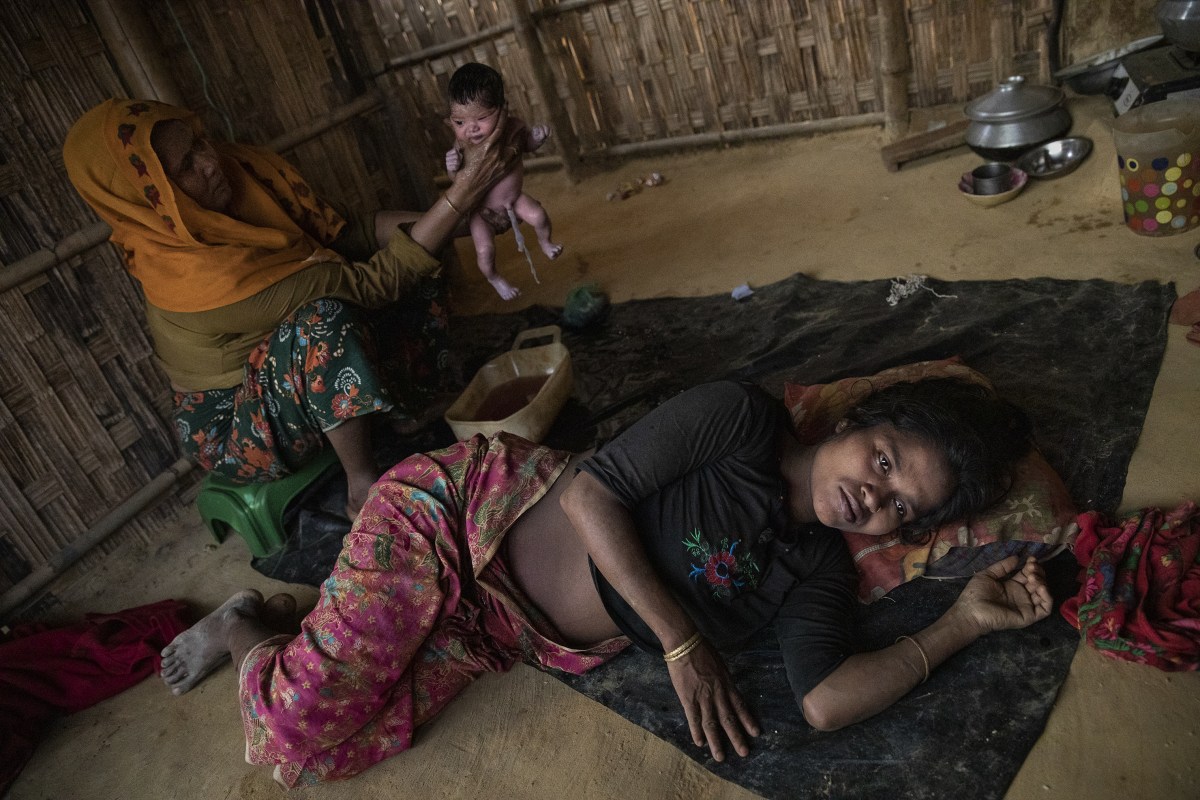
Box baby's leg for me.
[470,213,519,300]
[513,194,562,260]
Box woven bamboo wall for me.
[350,0,1056,170]
[0,0,184,597]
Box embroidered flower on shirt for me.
[683,529,761,600]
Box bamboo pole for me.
[266,92,382,153]
[592,113,885,157]
[0,457,194,621]
[337,0,440,208]
[371,22,514,77]
[0,222,112,294]
[366,0,609,78]
[990,0,1017,85]
[86,0,185,105]
[877,0,912,143]
[502,0,582,182]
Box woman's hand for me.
[448,105,522,209]
[666,638,760,762]
[407,109,521,253]
[955,555,1053,634]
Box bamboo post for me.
[990,0,1017,85]
[86,0,185,104]
[877,0,911,143]
[502,0,582,183]
[340,1,441,209]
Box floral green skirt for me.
[174,288,448,483]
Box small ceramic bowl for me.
[1015,137,1093,179]
[959,167,1029,207]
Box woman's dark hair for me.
[449,62,505,108]
[840,377,1033,543]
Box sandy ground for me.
[9,94,1200,799]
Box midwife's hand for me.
[956,555,1052,634]
[666,638,760,762]
[444,147,462,174]
[452,105,522,207]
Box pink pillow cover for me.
[783,357,1078,603]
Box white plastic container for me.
[443,325,573,443]
[1112,98,1200,235]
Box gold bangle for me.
[895,635,930,683]
[443,195,463,216]
[663,632,703,663]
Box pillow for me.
[783,357,1078,603]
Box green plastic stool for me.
[195,449,340,557]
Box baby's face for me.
[449,99,500,145]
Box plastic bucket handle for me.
[511,325,562,351]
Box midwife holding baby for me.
[63,96,524,519]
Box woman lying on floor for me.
[160,377,1052,787]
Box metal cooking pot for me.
[1157,0,1200,53]
[964,76,1073,161]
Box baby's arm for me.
[526,124,551,153]
[506,115,548,154]
[444,147,463,178]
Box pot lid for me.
[965,76,1065,122]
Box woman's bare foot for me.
[160,589,270,696]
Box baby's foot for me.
[489,276,521,300]
[160,589,263,696]
[540,242,563,260]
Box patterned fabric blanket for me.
[1062,502,1200,671]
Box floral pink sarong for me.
[238,433,628,787]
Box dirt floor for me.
[9,94,1200,799]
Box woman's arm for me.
[800,555,1052,731]
[561,471,760,762]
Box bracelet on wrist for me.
[443,195,463,216]
[663,631,703,663]
[895,635,930,683]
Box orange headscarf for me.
[62,99,346,312]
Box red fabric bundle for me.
[1061,502,1200,670]
[0,598,191,793]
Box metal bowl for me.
[1014,137,1093,179]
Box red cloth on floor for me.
[0,598,191,793]
[1061,502,1200,670]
